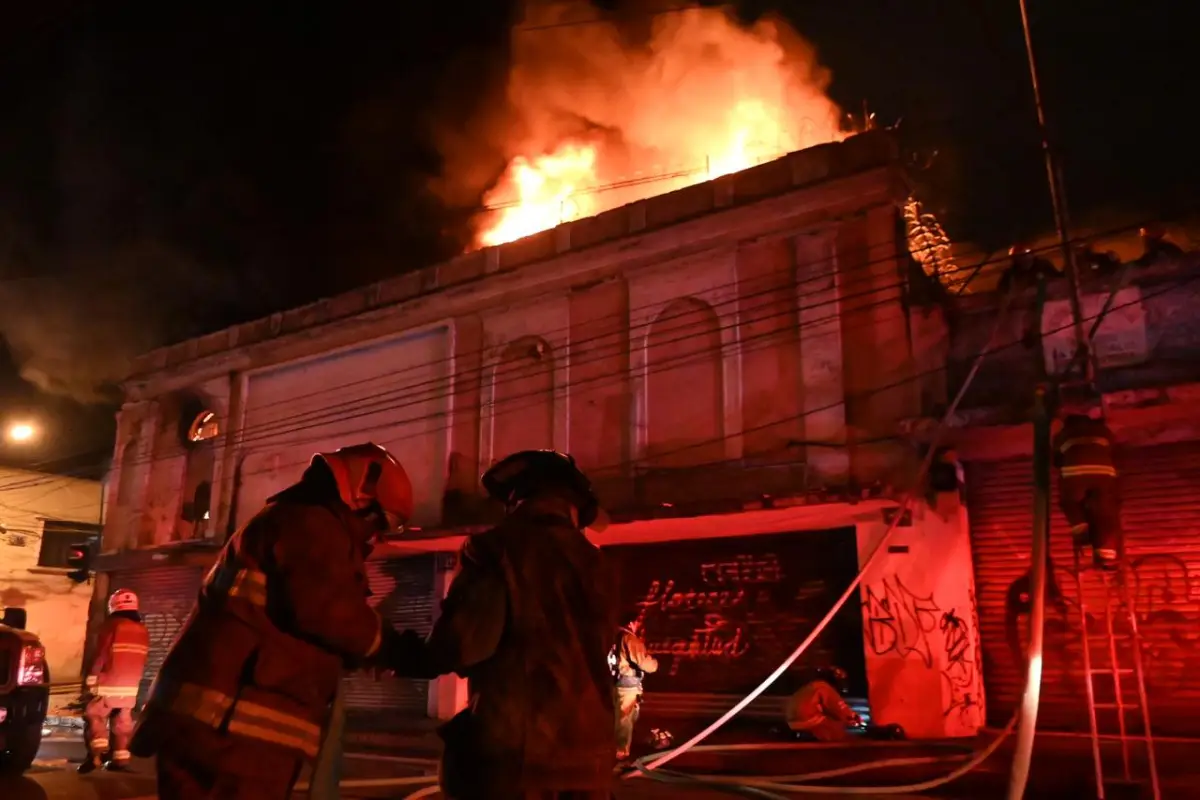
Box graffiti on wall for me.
[861,576,986,726]
[1003,553,1200,695]
[862,576,940,668]
[609,529,865,696]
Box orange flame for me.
[477,5,846,248]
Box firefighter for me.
[390,449,618,799]
[1137,223,1184,266]
[130,443,415,800]
[998,243,1059,293]
[1053,391,1122,570]
[79,588,149,774]
[783,666,862,742]
[611,611,656,762]
[1076,243,1121,277]
[611,609,658,761]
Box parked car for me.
[0,608,49,774]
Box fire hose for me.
[286,290,1031,799]
[376,292,1034,798]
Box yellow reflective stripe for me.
[112,644,149,654]
[89,738,109,748]
[97,686,141,697]
[170,683,234,728]
[1058,436,1111,453]
[169,682,321,757]
[85,676,99,687]
[228,700,322,757]
[228,568,268,607]
[365,608,383,657]
[1061,465,1117,478]
[112,750,131,761]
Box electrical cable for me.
[108,259,1200,492]
[378,279,1024,800]
[0,251,1191,509]
[0,222,1169,496]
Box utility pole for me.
[1018,0,1091,382]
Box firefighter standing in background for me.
[1053,391,1122,570]
[611,610,658,761]
[998,243,1060,293]
[130,443,415,800]
[391,450,618,800]
[79,589,149,774]
[1137,223,1184,266]
[783,666,862,742]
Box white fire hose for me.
[374,288,1033,798]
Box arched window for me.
[180,409,220,534]
[491,338,554,462]
[646,297,724,468]
[188,411,220,443]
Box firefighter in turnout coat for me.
[611,611,658,761]
[1053,395,1122,569]
[130,443,415,800]
[391,450,619,800]
[79,589,149,774]
[783,666,861,742]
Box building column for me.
[856,481,985,739]
[426,553,468,720]
[796,232,849,484]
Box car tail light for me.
[18,643,46,686]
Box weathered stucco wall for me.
[107,132,925,545]
[0,467,104,684]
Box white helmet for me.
[108,589,139,614]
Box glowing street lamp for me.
[6,422,38,444]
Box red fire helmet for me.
[313,443,414,529]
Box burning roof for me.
[474,3,848,248]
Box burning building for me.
[90,124,990,740]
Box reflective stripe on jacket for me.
[613,628,658,690]
[136,483,385,763]
[87,616,149,706]
[1053,416,1117,479]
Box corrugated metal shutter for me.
[109,565,208,707]
[967,441,1200,736]
[343,554,436,723]
[604,527,865,717]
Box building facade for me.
[91,131,985,740]
[0,466,104,697]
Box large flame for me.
[477,4,846,248]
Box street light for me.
[6,422,38,444]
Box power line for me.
[0,221,1184,497]
[120,220,1153,465]
[12,225,1004,484]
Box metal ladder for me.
[1072,549,1162,799]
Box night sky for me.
[0,0,1193,474]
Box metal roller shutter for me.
[605,527,866,717]
[109,565,208,707]
[966,441,1200,736]
[343,554,436,724]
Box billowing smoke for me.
[431,1,846,247]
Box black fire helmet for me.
[481,449,601,528]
